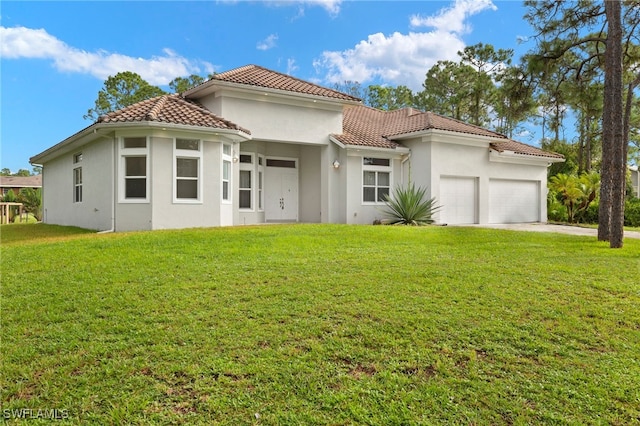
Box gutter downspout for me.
[401,151,412,186]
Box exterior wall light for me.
[332,160,340,169]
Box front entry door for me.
[265,158,298,222]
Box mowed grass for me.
[1,224,639,425]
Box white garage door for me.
[489,179,540,223]
[439,176,477,224]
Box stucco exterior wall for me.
[299,145,322,223]
[345,153,403,225]
[147,136,224,230]
[405,135,550,225]
[42,138,114,231]
[323,143,347,224]
[199,92,343,145]
[631,168,639,198]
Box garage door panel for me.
[439,176,477,224]
[489,179,539,223]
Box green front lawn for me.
[2,224,639,424]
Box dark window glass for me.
[176,139,199,150]
[363,157,390,166]
[239,190,251,208]
[177,158,198,178]
[124,137,146,148]
[177,180,198,199]
[126,157,146,176]
[266,159,296,168]
[125,178,146,198]
[363,187,376,202]
[239,154,253,164]
[377,187,390,202]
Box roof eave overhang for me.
[30,123,104,165]
[186,79,362,107]
[30,121,252,165]
[489,149,565,166]
[329,136,409,154]
[389,128,503,144]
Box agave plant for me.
[380,183,441,225]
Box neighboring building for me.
[30,65,564,232]
[0,175,42,199]
[630,166,639,198]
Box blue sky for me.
[1,0,536,172]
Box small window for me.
[124,137,146,149]
[363,171,390,202]
[222,144,232,203]
[125,157,146,199]
[73,167,83,203]
[363,157,390,167]
[176,139,199,151]
[239,170,252,209]
[363,157,391,203]
[258,154,264,211]
[222,160,231,201]
[120,137,149,202]
[73,153,83,163]
[239,154,253,164]
[176,158,199,199]
[266,159,296,168]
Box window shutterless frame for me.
[239,152,254,210]
[222,144,232,204]
[362,157,392,204]
[119,137,149,203]
[173,138,202,203]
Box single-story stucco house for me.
[630,166,639,198]
[0,175,42,199]
[30,64,564,232]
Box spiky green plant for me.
[380,183,440,225]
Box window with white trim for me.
[73,166,82,203]
[239,152,253,209]
[174,138,201,202]
[257,155,264,211]
[120,137,149,202]
[362,157,391,203]
[222,144,231,203]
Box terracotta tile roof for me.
[333,106,563,159]
[490,139,565,159]
[97,94,251,134]
[332,106,404,149]
[332,105,505,149]
[210,65,361,102]
[0,175,42,188]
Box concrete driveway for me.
[464,223,640,239]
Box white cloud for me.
[304,0,341,15]
[286,58,298,75]
[409,0,496,34]
[0,26,214,85]
[222,0,341,16]
[262,0,341,16]
[257,34,278,51]
[314,0,497,91]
